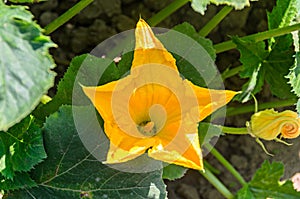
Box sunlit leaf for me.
[191,0,253,15]
[0,2,56,131]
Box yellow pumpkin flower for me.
[248,109,300,140]
[82,19,237,170]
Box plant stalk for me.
[205,143,247,186]
[44,0,94,34]
[214,23,300,53]
[200,168,235,199]
[147,0,189,26]
[199,6,233,37]
[226,98,298,117]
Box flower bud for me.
[249,109,300,140]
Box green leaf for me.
[162,164,187,181]
[0,3,56,131]
[0,117,46,180]
[6,106,166,198]
[267,0,298,30]
[191,0,253,15]
[33,54,120,121]
[0,172,36,191]
[237,161,300,199]
[198,122,223,146]
[171,22,216,60]
[233,0,298,102]
[233,36,295,102]
[296,98,300,116]
[288,52,300,96]
[158,22,218,87]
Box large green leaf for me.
[237,161,300,199]
[5,106,166,198]
[33,54,120,121]
[191,0,254,15]
[233,0,298,102]
[0,2,56,131]
[0,116,46,180]
[233,36,295,102]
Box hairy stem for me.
[44,0,94,34]
[147,0,189,26]
[214,23,300,53]
[199,6,233,37]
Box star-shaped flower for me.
[82,19,237,170]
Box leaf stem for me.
[214,23,300,53]
[200,167,235,199]
[205,143,247,186]
[147,0,189,26]
[199,6,233,37]
[44,0,94,34]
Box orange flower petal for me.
[148,133,203,170]
[81,81,117,120]
[132,19,178,73]
[186,80,238,121]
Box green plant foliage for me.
[288,53,300,94]
[267,0,298,30]
[233,35,296,102]
[0,172,36,191]
[237,161,300,199]
[162,164,187,181]
[0,2,56,131]
[235,0,298,102]
[158,22,218,87]
[5,106,166,198]
[191,0,253,15]
[33,54,120,121]
[0,116,46,181]
[198,122,223,146]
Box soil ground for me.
[30,0,300,198]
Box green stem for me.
[147,0,189,26]
[214,23,300,53]
[200,168,235,199]
[220,126,248,135]
[226,98,298,117]
[205,143,247,186]
[199,6,233,37]
[221,65,243,80]
[204,160,221,175]
[44,0,94,35]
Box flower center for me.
[137,121,157,137]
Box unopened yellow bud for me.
[249,109,300,140]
